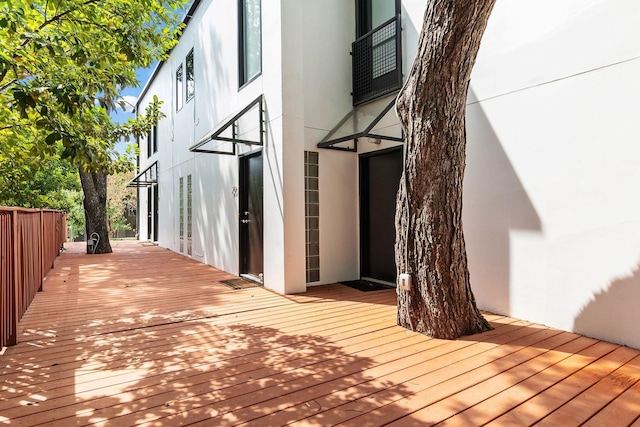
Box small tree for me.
[395,0,496,339]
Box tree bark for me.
[395,0,496,339]
[79,169,112,254]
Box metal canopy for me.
[189,95,264,156]
[127,161,158,188]
[317,98,404,152]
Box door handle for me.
[241,219,251,224]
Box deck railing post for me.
[39,210,44,292]
[10,210,18,346]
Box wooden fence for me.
[0,208,67,349]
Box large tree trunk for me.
[79,169,112,254]
[395,0,496,339]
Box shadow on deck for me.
[1,241,639,426]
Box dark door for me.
[360,147,402,283]
[153,185,159,241]
[147,186,153,240]
[239,151,264,279]
[147,185,158,241]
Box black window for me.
[186,49,194,102]
[146,131,151,158]
[176,64,184,111]
[352,0,402,105]
[152,124,157,154]
[147,124,157,157]
[238,0,261,87]
[356,0,398,37]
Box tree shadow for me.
[573,261,640,350]
[3,312,418,425]
[1,243,416,425]
[5,243,637,426]
[464,88,542,316]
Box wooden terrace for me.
[1,241,639,426]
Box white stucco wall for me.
[465,0,640,348]
[137,0,309,294]
[300,0,359,285]
[136,54,172,246]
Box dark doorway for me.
[153,185,159,242]
[147,185,158,241]
[360,147,402,284]
[239,151,264,281]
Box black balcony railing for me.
[352,15,402,106]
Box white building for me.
[132,0,640,349]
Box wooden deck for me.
[1,241,639,426]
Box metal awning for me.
[189,95,264,156]
[317,98,404,152]
[127,161,158,187]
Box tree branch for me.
[37,0,102,31]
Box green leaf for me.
[45,132,61,145]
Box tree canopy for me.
[0,0,184,173]
[0,0,186,252]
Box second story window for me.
[238,0,261,87]
[176,63,184,111]
[146,124,157,158]
[356,0,397,37]
[186,49,195,102]
[353,0,402,105]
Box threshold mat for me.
[339,280,395,292]
[220,278,262,290]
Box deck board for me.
[1,241,639,426]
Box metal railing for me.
[1,207,67,349]
[352,15,403,105]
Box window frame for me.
[352,0,402,105]
[179,176,184,253]
[356,0,400,37]
[238,0,262,88]
[186,49,195,103]
[176,63,184,111]
[187,174,192,256]
[147,124,158,157]
[146,130,152,158]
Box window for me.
[146,131,152,158]
[179,177,184,253]
[356,0,398,37]
[176,64,184,111]
[186,49,194,102]
[238,0,261,86]
[187,174,192,256]
[152,125,157,153]
[305,151,320,283]
[147,124,157,157]
[352,0,402,105]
